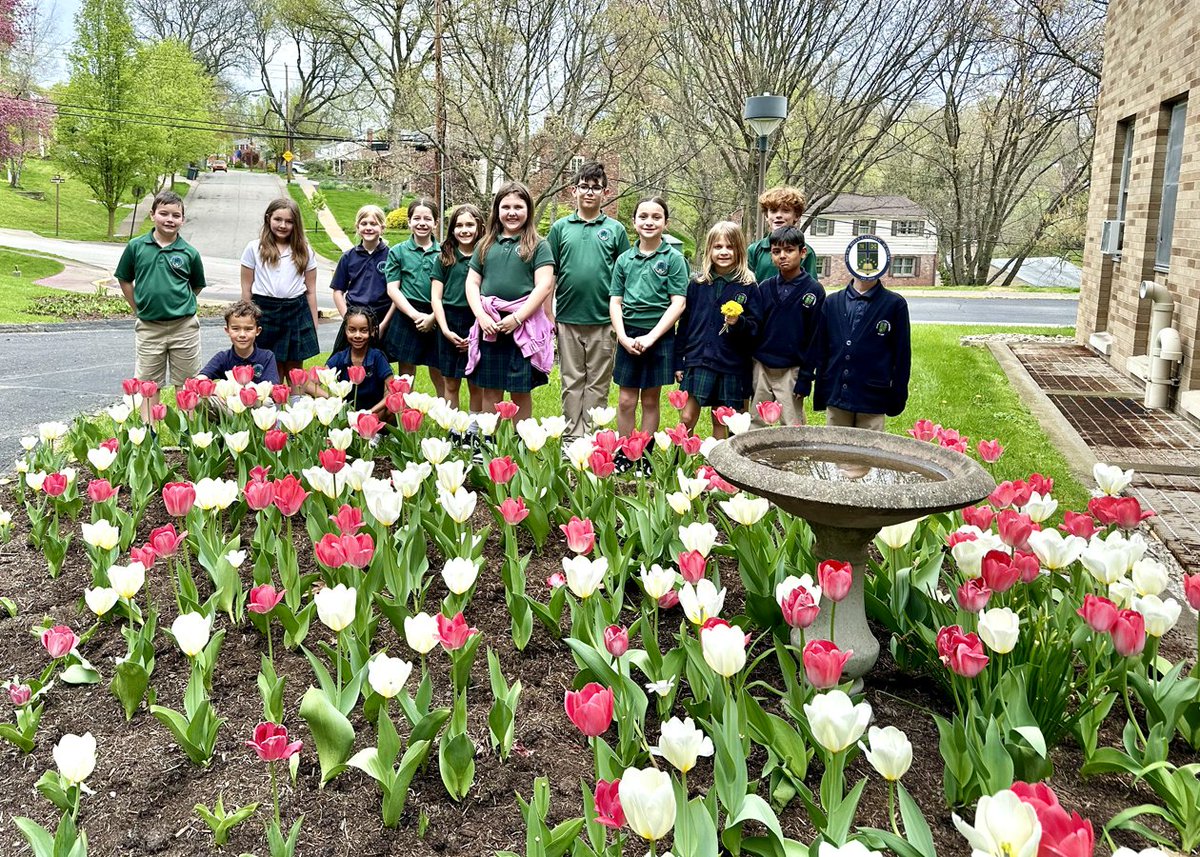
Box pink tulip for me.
[330,505,364,536]
[956,578,992,613]
[130,544,157,568]
[1077,594,1118,633]
[817,560,852,602]
[270,384,291,405]
[712,406,735,426]
[232,364,256,385]
[488,456,518,485]
[314,533,348,568]
[148,524,186,558]
[936,625,989,678]
[560,517,595,554]
[976,439,1004,463]
[193,378,216,398]
[981,550,1019,593]
[564,682,614,737]
[756,400,783,425]
[1011,781,1094,857]
[340,533,374,569]
[248,584,286,615]
[150,403,167,422]
[122,378,140,395]
[593,430,620,455]
[41,625,78,659]
[42,473,67,497]
[244,479,275,511]
[589,449,616,478]
[803,639,852,689]
[140,380,159,399]
[319,448,346,474]
[162,482,196,517]
[499,497,531,526]
[1088,496,1154,530]
[239,386,259,407]
[546,572,566,589]
[594,779,625,829]
[355,412,385,439]
[246,722,302,762]
[7,682,32,706]
[997,510,1033,550]
[603,625,629,658]
[961,505,994,530]
[401,409,424,432]
[87,479,117,503]
[263,430,288,452]
[388,374,412,395]
[620,431,651,461]
[347,365,366,385]
[1013,551,1040,583]
[1184,573,1200,611]
[1059,511,1099,539]
[677,550,707,584]
[668,390,689,410]
[288,368,310,387]
[272,475,309,517]
[1028,473,1054,497]
[658,589,680,609]
[1110,609,1146,657]
[666,423,691,447]
[249,466,271,483]
[436,612,478,650]
[907,419,938,441]
[779,585,820,629]
[946,530,978,548]
[494,400,519,420]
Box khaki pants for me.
[557,322,616,439]
[751,361,805,426]
[134,315,201,385]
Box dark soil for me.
[0,469,1194,856]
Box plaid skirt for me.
[468,326,548,393]
[681,366,749,409]
[613,326,675,390]
[383,299,439,367]
[331,300,392,355]
[437,304,475,380]
[254,294,319,363]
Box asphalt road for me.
[908,296,1078,327]
[0,320,341,469]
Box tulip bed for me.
[1,373,1198,857]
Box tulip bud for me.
[171,612,212,657]
[603,625,629,658]
[404,612,439,654]
[367,654,413,699]
[53,732,97,785]
[861,725,912,781]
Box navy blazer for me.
[673,275,759,378]
[808,283,911,417]
[753,270,825,370]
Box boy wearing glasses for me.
[548,161,632,439]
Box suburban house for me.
[804,194,939,286]
[1078,0,1200,415]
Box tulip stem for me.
[71,783,80,822]
[270,759,281,830]
[336,630,344,698]
[888,781,900,837]
[267,618,274,664]
[1119,659,1146,746]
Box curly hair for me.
[758,186,806,216]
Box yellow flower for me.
[719,300,744,318]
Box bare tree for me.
[130,0,254,81]
[1018,0,1106,82]
[657,0,953,228]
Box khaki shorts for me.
[135,315,201,385]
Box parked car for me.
[291,163,307,175]
[211,160,228,172]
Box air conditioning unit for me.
[1101,219,1124,254]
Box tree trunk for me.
[107,206,117,238]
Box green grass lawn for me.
[0,159,129,242]
[0,249,70,322]
[301,322,1089,512]
[286,184,406,261]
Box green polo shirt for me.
[114,231,206,322]
[383,236,440,304]
[748,237,819,282]
[469,236,554,302]
[431,248,471,308]
[547,212,631,325]
[609,242,689,329]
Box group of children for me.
[115,165,911,454]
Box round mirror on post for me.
[844,235,892,281]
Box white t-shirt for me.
[241,239,316,300]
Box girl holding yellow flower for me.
[673,221,759,439]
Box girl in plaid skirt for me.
[432,203,485,413]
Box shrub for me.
[385,208,408,230]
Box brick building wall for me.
[1079,0,1200,410]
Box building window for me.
[1156,100,1187,270]
[810,218,834,236]
[1115,120,1135,223]
[893,256,917,276]
[891,220,925,236]
[816,255,831,277]
[853,219,877,236]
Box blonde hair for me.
[356,204,386,226]
[258,198,311,274]
[698,221,754,284]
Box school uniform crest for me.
[876,320,892,336]
[168,255,185,270]
[652,259,669,275]
[802,292,817,308]
[376,260,386,272]
[597,227,612,241]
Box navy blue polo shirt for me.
[199,346,279,383]
[328,347,393,410]
[845,281,880,334]
[331,241,390,310]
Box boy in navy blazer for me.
[803,271,911,435]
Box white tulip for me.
[679,578,726,625]
[473,412,499,436]
[406,390,435,413]
[1130,558,1169,597]
[214,379,239,400]
[699,436,721,459]
[1134,595,1182,637]
[665,492,692,515]
[251,406,279,432]
[127,426,147,446]
[404,612,440,654]
[327,379,354,400]
[224,550,247,569]
[392,467,425,499]
[107,561,146,600]
[1108,577,1138,609]
[1081,542,1128,585]
[442,557,480,595]
[87,447,117,472]
[1019,492,1057,524]
[516,418,548,452]
[618,767,676,841]
[723,411,752,435]
[223,394,247,415]
[38,421,68,443]
[1026,530,1085,570]
[190,431,214,449]
[315,367,339,387]
[81,520,120,550]
[367,654,413,699]
[677,469,709,500]
[877,517,922,550]
[314,584,357,632]
[365,486,403,526]
[60,467,77,485]
[563,555,607,598]
[655,716,714,774]
[951,537,991,579]
[327,427,353,450]
[287,400,322,432]
[440,487,477,523]
[977,607,1020,654]
[222,431,250,455]
[436,460,467,493]
[678,522,719,557]
[860,725,912,781]
[171,611,212,657]
[804,690,872,753]
[53,732,96,785]
[775,574,821,606]
[700,620,746,676]
[640,564,677,600]
[24,470,46,491]
[302,466,343,499]
[1093,462,1134,496]
[343,458,375,491]
[540,415,567,438]
[84,587,119,616]
[952,789,1041,857]
[19,435,37,450]
[106,403,132,424]
[654,431,672,453]
[566,436,594,470]
[194,477,238,510]
[719,493,770,526]
[420,437,452,465]
[587,406,616,428]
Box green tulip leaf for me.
[299,686,355,785]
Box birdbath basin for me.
[707,426,995,680]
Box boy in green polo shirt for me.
[115,189,207,408]
[746,185,818,283]
[547,161,631,440]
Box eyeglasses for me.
[576,185,606,195]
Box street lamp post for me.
[50,175,65,237]
[742,93,789,240]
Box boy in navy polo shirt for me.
[807,264,911,438]
[197,300,280,384]
[752,226,824,426]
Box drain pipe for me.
[1146,326,1183,409]
[1140,280,1175,360]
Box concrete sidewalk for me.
[294,177,355,253]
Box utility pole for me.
[434,0,447,218]
[284,63,293,184]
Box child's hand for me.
[451,333,469,351]
[633,335,654,353]
[620,336,638,355]
[675,370,684,383]
[723,314,739,326]
[415,313,436,333]
[497,314,520,335]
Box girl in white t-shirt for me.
[240,197,319,386]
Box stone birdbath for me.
[707,426,995,681]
